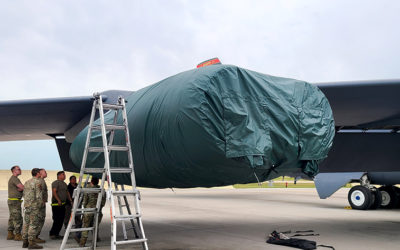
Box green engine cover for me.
[70,64,335,188]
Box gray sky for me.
[1,0,399,170]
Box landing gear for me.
[379,186,399,209]
[348,186,373,210]
[369,189,382,210]
[347,174,382,210]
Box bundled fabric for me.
[266,230,335,250]
[70,64,335,188]
[267,231,317,250]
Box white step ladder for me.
[60,93,148,250]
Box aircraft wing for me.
[0,96,93,141]
[0,90,133,173]
[316,79,400,173]
[317,79,400,129]
[0,90,133,142]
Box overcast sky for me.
[1,0,399,170]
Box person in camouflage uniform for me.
[79,177,106,247]
[35,169,48,243]
[7,165,24,241]
[22,168,45,249]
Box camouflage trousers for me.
[37,206,46,236]
[22,206,41,241]
[81,211,103,239]
[7,199,23,234]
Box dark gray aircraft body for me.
[316,80,400,210]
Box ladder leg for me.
[121,97,148,250]
[121,185,140,238]
[114,183,128,240]
[91,171,106,250]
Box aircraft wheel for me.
[379,186,399,209]
[348,185,373,210]
[394,186,400,208]
[369,189,382,210]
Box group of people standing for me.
[7,165,105,249]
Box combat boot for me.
[79,237,87,247]
[7,230,14,240]
[33,236,46,243]
[22,239,29,248]
[14,233,23,241]
[28,240,43,249]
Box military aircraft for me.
[0,60,399,211]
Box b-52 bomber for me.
[0,59,399,211]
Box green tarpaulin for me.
[70,64,335,188]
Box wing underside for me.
[0,90,133,173]
[317,79,400,173]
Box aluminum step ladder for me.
[60,93,148,250]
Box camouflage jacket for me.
[23,177,44,208]
[38,178,48,202]
[82,184,106,208]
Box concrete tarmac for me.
[0,188,399,250]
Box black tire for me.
[394,186,400,208]
[379,186,399,209]
[369,189,382,210]
[348,185,373,210]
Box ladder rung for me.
[88,147,104,152]
[110,168,133,173]
[92,124,126,130]
[115,238,147,245]
[64,247,91,250]
[80,188,102,193]
[114,214,140,221]
[83,168,105,173]
[83,167,132,174]
[108,146,129,151]
[88,146,129,152]
[70,227,94,232]
[76,208,97,213]
[112,190,139,195]
[99,103,124,110]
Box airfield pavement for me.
[0,188,399,250]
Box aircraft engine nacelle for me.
[70,64,335,188]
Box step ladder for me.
[60,93,148,250]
